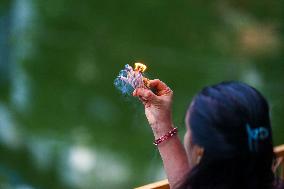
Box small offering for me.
[114,62,150,95]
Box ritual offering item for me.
[114,63,150,95]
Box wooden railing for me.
[275,144,284,179]
[135,144,284,189]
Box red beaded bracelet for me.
[153,127,178,146]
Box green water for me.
[0,1,283,188]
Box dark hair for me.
[178,81,276,189]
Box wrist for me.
[151,121,174,139]
[153,127,178,146]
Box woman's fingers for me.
[133,89,153,108]
[149,79,168,91]
[133,88,155,101]
[132,79,172,109]
[133,79,172,100]
[133,89,137,97]
[149,79,172,96]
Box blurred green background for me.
[0,0,283,188]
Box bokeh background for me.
[0,0,283,188]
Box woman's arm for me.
[151,121,190,188]
[133,80,189,188]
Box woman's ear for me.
[196,147,204,164]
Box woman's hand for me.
[133,79,173,135]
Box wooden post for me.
[274,145,284,180]
[135,179,169,189]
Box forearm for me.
[152,122,190,188]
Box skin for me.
[133,79,203,188]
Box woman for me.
[133,80,283,189]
